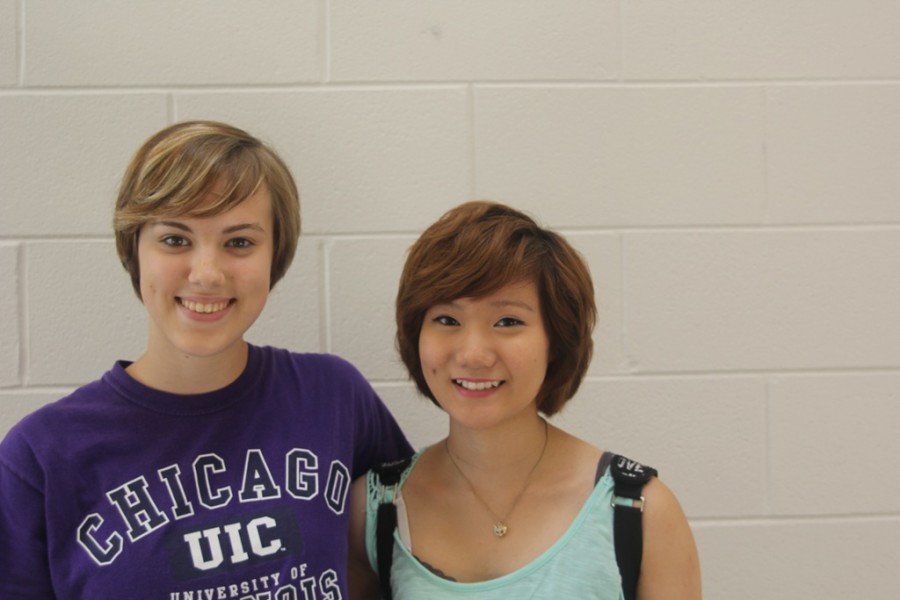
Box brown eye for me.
[433,315,459,326]
[162,235,188,247]
[496,317,524,327]
[226,238,253,249]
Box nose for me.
[188,248,226,287]
[455,326,496,369]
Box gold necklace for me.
[444,419,549,538]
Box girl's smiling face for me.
[136,184,274,364]
[418,280,550,429]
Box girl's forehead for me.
[144,186,273,229]
[436,280,541,309]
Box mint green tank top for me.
[365,451,625,599]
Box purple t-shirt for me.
[0,345,412,599]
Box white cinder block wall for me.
[2,1,899,597]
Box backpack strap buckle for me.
[611,494,647,512]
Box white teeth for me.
[181,299,229,314]
[455,379,501,391]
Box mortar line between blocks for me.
[760,85,771,224]
[467,83,477,199]
[320,238,332,353]
[616,0,625,83]
[321,0,331,84]
[764,376,773,515]
[16,0,25,87]
[617,232,629,372]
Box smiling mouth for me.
[179,298,233,314]
[454,379,503,391]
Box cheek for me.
[417,334,442,375]
[246,258,273,293]
[519,341,550,383]
[418,339,434,371]
[139,282,162,312]
[138,267,157,295]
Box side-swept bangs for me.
[114,121,300,298]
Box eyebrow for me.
[441,298,537,313]
[491,300,537,312]
[152,220,267,234]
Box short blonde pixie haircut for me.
[396,201,596,417]
[114,120,300,298]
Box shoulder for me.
[257,346,372,391]
[543,427,604,483]
[0,382,96,484]
[3,376,107,441]
[637,477,702,600]
[602,453,675,523]
[641,477,685,529]
[261,346,366,378]
[600,450,701,598]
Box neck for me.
[443,415,550,538]
[445,413,549,475]
[127,341,249,394]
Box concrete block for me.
[768,85,900,223]
[623,229,900,372]
[554,376,767,518]
[175,89,471,234]
[0,391,71,439]
[0,94,167,236]
[246,237,323,353]
[0,244,19,388]
[474,86,765,226]
[624,1,900,80]
[0,0,16,86]
[694,518,900,598]
[564,232,627,375]
[330,0,618,82]
[27,241,145,386]
[24,1,319,86]
[768,373,900,515]
[327,236,414,381]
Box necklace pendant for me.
[493,522,508,538]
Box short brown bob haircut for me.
[114,120,300,299]
[396,201,596,416]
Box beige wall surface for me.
[2,1,899,596]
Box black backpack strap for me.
[372,457,412,600]
[610,454,658,600]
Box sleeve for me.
[336,357,413,479]
[0,431,57,599]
